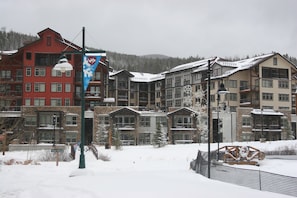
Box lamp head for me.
[53,55,73,73]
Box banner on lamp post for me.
[83,53,102,91]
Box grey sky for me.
[2,0,297,58]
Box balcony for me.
[0,106,22,117]
[240,85,259,92]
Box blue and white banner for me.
[83,53,102,91]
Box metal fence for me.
[191,150,297,197]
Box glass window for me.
[26,68,31,76]
[34,68,46,76]
[25,99,31,106]
[25,116,37,126]
[262,79,273,88]
[140,116,150,127]
[25,83,31,92]
[65,84,71,92]
[51,83,62,92]
[66,115,77,125]
[34,98,45,106]
[51,99,62,106]
[65,131,77,143]
[34,83,45,92]
[279,94,289,102]
[65,98,71,106]
[278,80,289,89]
[262,93,273,100]
[242,116,251,126]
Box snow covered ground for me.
[0,140,296,198]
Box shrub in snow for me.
[38,150,72,162]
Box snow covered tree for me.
[153,122,166,147]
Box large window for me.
[26,68,31,76]
[228,80,237,88]
[174,116,192,128]
[262,67,288,79]
[65,84,71,92]
[35,53,60,66]
[65,131,77,143]
[115,116,135,128]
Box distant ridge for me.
[141,54,170,59]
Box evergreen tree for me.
[153,122,166,147]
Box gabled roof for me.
[109,70,165,82]
[211,53,277,79]
[109,107,139,117]
[167,107,198,116]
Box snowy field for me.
[0,140,296,198]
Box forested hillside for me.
[1,28,296,73]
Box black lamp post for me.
[52,114,57,146]
[207,60,211,178]
[53,27,85,169]
[217,83,228,161]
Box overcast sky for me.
[1,0,297,58]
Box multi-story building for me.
[1,27,296,147]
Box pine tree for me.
[153,122,166,147]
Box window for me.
[279,94,289,102]
[35,68,46,76]
[25,99,31,106]
[262,79,273,88]
[34,98,45,106]
[66,115,77,125]
[175,76,181,86]
[262,67,288,79]
[175,99,181,107]
[0,70,11,79]
[35,53,60,66]
[65,131,77,143]
[34,83,45,92]
[25,83,31,92]
[262,93,273,100]
[228,93,237,101]
[140,116,150,127]
[166,89,173,99]
[26,68,31,76]
[26,52,32,60]
[65,70,71,77]
[240,81,248,90]
[52,69,62,77]
[65,84,71,92]
[51,99,62,106]
[242,116,251,126]
[46,36,51,46]
[175,87,181,98]
[278,80,289,89]
[115,115,135,128]
[273,57,277,65]
[51,83,62,92]
[228,80,237,88]
[65,98,71,106]
[174,115,192,128]
[166,78,172,88]
[25,116,37,126]
[184,74,190,85]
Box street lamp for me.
[53,27,85,169]
[216,83,229,161]
[52,114,57,146]
[207,60,211,178]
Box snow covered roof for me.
[251,109,284,116]
[168,58,215,73]
[0,50,18,55]
[212,53,275,79]
[109,70,165,83]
